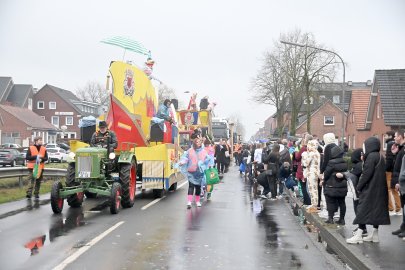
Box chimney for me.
[366,80,372,86]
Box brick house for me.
[346,69,405,152]
[0,105,57,146]
[0,77,34,109]
[33,84,101,142]
[295,100,345,139]
[270,82,372,136]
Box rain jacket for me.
[353,137,390,226]
[179,147,214,185]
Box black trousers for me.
[268,176,278,198]
[217,162,225,174]
[188,182,201,196]
[317,179,322,207]
[325,195,346,219]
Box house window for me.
[66,116,73,126]
[333,95,340,104]
[49,102,56,110]
[51,116,59,127]
[353,135,356,149]
[37,101,44,109]
[324,116,335,125]
[28,98,33,110]
[377,103,380,119]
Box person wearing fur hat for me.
[301,139,321,212]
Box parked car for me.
[1,143,22,149]
[47,148,68,163]
[0,149,25,167]
[45,143,58,149]
[57,142,70,152]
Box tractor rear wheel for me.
[120,159,136,208]
[110,182,122,214]
[51,181,64,214]
[66,163,83,208]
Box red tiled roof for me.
[351,90,371,130]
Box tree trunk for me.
[290,105,298,136]
[305,81,311,134]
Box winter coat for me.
[397,154,405,194]
[215,144,226,163]
[279,148,292,165]
[353,137,390,226]
[385,138,395,172]
[391,143,405,188]
[262,151,280,177]
[301,140,321,185]
[323,146,348,197]
[294,146,307,180]
[349,148,363,187]
[321,143,338,174]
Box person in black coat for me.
[323,145,348,224]
[347,137,390,244]
[262,144,281,199]
[214,140,227,174]
[389,130,404,214]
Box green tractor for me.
[50,142,137,214]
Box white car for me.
[47,148,68,163]
[45,143,58,149]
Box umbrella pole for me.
[122,49,126,61]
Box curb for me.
[285,189,380,270]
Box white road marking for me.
[53,221,124,270]
[141,180,188,211]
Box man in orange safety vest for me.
[26,136,48,199]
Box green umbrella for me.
[101,36,150,58]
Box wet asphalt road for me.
[0,167,344,270]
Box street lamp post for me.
[280,40,346,149]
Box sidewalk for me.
[286,189,404,270]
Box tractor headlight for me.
[109,153,116,160]
[68,152,76,159]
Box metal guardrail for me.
[0,167,67,188]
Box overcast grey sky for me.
[1,0,404,140]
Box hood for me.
[323,133,336,145]
[307,139,319,152]
[351,148,363,164]
[363,136,381,156]
[330,145,344,159]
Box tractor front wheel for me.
[110,182,122,214]
[120,159,136,208]
[51,181,64,214]
[66,163,83,208]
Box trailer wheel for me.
[110,182,122,214]
[169,182,177,191]
[120,159,136,208]
[66,163,83,208]
[153,189,165,198]
[51,181,64,214]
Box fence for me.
[0,167,67,188]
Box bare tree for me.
[76,81,108,104]
[251,50,288,137]
[157,84,177,104]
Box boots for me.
[325,217,334,224]
[363,228,379,243]
[346,228,363,244]
[392,224,405,235]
